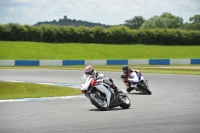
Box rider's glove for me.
[121,75,125,78]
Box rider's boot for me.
[126,87,134,93]
[111,84,121,94]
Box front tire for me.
[89,93,108,111]
[119,91,131,109]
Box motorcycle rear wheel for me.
[89,93,108,111]
[137,82,152,95]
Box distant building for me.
[58,15,68,22]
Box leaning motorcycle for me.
[80,74,131,111]
[128,71,152,95]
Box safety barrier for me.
[0,59,200,66]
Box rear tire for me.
[137,82,152,95]
[89,93,108,111]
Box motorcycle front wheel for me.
[119,91,131,109]
[89,93,108,111]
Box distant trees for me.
[124,12,200,31]
[34,18,110,28]
[34,13,199,31]
[124,16,145,29]
[140,12,183,29]
[189,15,200,23]
[183,15,200,30]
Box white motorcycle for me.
[128,71,152,95]
[80,74,131,111]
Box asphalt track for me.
[0,69,200,133]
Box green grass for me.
[0,41,200,59]
[0,81,81,100]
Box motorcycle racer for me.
[84,65,120,106]
[121,65,141,92]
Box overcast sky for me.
[0,0,200,25]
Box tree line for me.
[34,17,110,28]
[124,12,200,30]
[33,12,200,31]
[0,23,199,45]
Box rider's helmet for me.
[122,65,129,74]
[85,65,94,75]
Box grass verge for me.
[0,81,81,100]
[1,41,200,59]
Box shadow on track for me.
[89,107,132,111]
[127,92,150,95]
